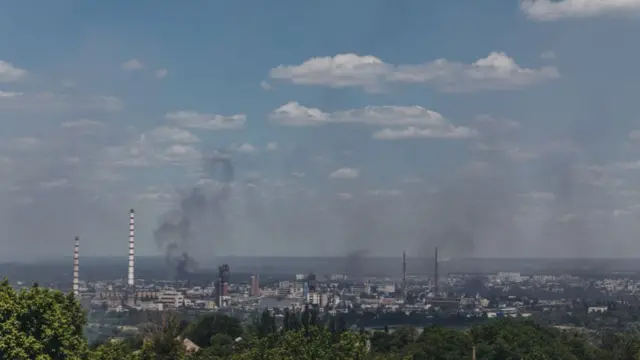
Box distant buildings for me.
[250,275,260,297]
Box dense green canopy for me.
[3,280,640,359]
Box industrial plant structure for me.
[402,250,407,301]
[216,264,230,307]
[434,246,439,297]
[73,236,79,297]
[128,209,135,288]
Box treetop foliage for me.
[3,280,640,359]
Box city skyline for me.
[2,1,640,260]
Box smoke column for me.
[154,154,234,278]
[73,236,79,297]
[128,209,135,287]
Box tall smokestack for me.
[402,250,407,301]
[128,209,135,288]
[73,236,79,297]
[434,246,439,297]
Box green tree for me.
[188,333,235,359]
[183,313,243,347]
[91,341,135,360]
[232,326,368,360]
[0,280,89,360]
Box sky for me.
[2,0,640,262]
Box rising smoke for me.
[153,153,234,278]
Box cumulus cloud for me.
[155,68,168,79]
[60,119,106,134]
[329,167,359,179]
[260,80,273,90]
[0,91,23,98]
[3,137,42,152]
[0,60,27,82]
[122,58,144,70]
[101,128,203,168]
[270,102,477,140]
[521,0,640,21]
[367,189,403,197]
[540,50,556,60]
[474,115,520,133]
[269,52,559,92]
[165,111,246,130]
[518,191,556,201]
[372,126,478,140]
[147,126,200,144]
[233,143,259,154]
[629,130,640,140]
[159,144,201,163]
[266,142,278,151]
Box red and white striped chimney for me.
[128,209,135,287]
[73,236,79,297]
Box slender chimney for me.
[73,236,79,297]
[402,250,407,301]
[434,246,439,297]
[128,209,135,288]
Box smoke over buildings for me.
[153,153,234,277]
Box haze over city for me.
[2,0,640,263]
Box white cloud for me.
[269,102,328,126]
[266,142,278,151]
[474,142,539,162]
[234,143,258,154]
[373,126,478,140]
[155,68,168,79]
[6,137,41,152]
[0,91,23,98]
[136,189,174,202]
[521,0,640,21]
[629,130,640,140]
[336,192,354,199]
[367,189,402,197]
[540,50,556,60]
[122,58,144,71]
[518,192,556,201]
[260,80,273,90]
[291,172,306,178]
[269,52,559,92]
[474,115,520,133]
[61,79,75,88]
[270,102,476,140]
[0,60,27,82]
[147,126,200,144]
[102,131,203,168]
[60,119,106,132]
[613,209,633,217]
[165,111,246,130]
[160,145,201,163]
[0,92,123,112]
[401,176,423,184]
[329,167,359,179]
[271,102,447,127]
[40,178,68,189]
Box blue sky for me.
[2,0,640,262]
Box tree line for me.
[4,280,640,359]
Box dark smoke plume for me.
[153,153,234,279]
[344,249,370,278]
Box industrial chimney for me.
[73,236,79,297]
[402,250,407,301]
[128,209,135,288]
[434,246,439,297]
